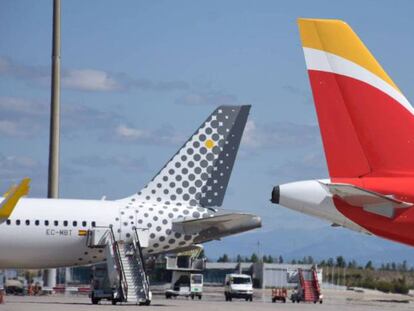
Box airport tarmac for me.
[1,288,413,311]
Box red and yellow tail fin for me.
[0,178,30,218]
[298,18,414,178]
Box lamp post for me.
[45,0,61,290]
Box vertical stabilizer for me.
[125,106,250,207]
[298,18,414,177]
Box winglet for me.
[0,178,30,218]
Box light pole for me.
[45,0,61,290]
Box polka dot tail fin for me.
[125,105,250,208]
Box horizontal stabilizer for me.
[172,210,261,242]
[0,178,31,218]
[320,182,412,218]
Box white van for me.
[224,274,253,301]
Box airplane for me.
[0,105,261,269]
[271,18,414,247]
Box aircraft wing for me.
[0,178,30,218]
[320,182,412,218]
[172,210,261,243]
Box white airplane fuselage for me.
[0,197,208,269]
[0,105,262,269]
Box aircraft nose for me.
[271,186,280,204]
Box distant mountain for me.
[204,226,414,266]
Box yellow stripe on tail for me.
[0,178,30,218]
[297,18,400,93]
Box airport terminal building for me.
[204,262,323,288]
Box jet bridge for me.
[86,226,151,305]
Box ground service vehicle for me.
[272,287,287,303]
[165,272,203,300]
[224,274,253,302]
[89,264,119,305]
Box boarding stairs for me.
[298,268,320,303]
[87,227,151,305]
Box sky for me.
[2,0,414,263]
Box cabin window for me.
[35,220,40,226]
[6,220,11,225]
[82,221,87,227]
[91,221,96,228]
[25,220,30,226]
[72,221,77,227]
[63,220,68,227]
[54,220,59,226]
[16,220,21,225]
[44,220,49,226]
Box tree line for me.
[215,253,412,272]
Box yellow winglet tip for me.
[297,18,347,23]
[0,178,31,218]
[20,177,31,195]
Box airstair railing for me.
[312,266,321,297]
[298,268,305,294]
[108,225,129,302]
[132,227,150,298]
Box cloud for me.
[0,56,188,92]
[0,96,124,138]
[0,97,47,138]
[62,69,121,91]
[121,74,189,92]
[175,92,238,106]
[113,124,185,146]
[282,85,313,105]
[0,56,49,81]
[115,125,151,140]
[72,155,149,173]
[0,154,45,191]
[0,96,47,117]
[0,153,82,197]
[241,119,320,149]
[269,152,328,182]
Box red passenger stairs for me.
[298,267,322,303]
